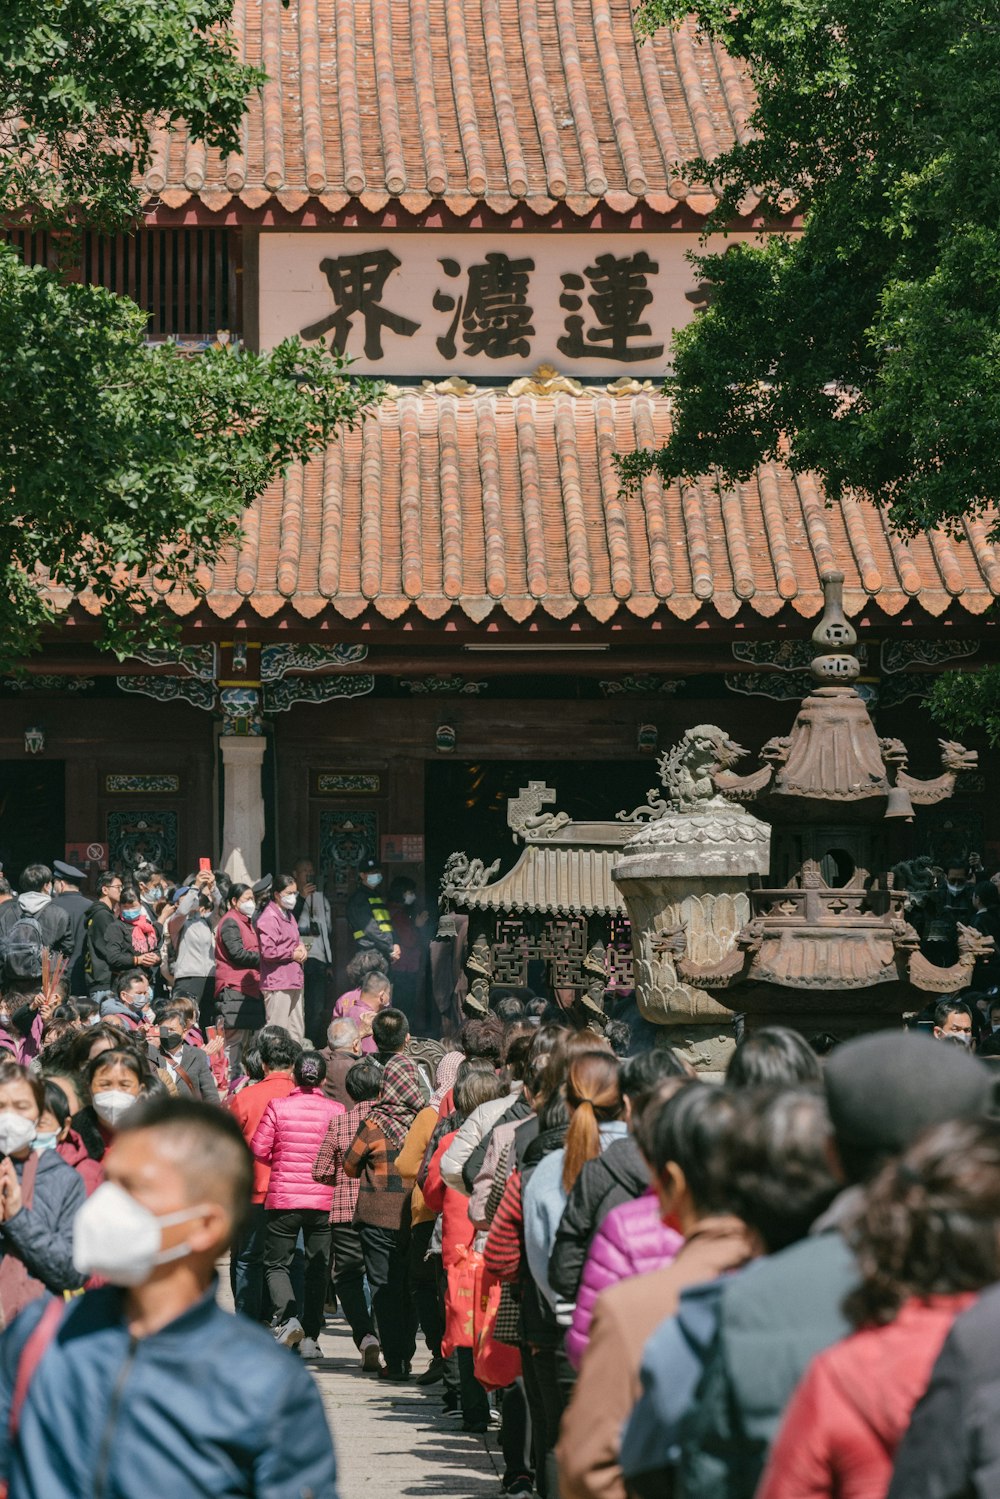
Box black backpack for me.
[0,911,44,982]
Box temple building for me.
[1,0,997,987]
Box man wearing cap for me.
[673,1031,995,1499]
[53,861,94,997]
[346,860,400,965]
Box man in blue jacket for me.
[0,1095,338,1499]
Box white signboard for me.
[257,232,755,377]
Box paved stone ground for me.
[218,1261,501,1496]
[308,1316,503,1499]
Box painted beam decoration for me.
[258,232,756,377]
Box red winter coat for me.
[56,1130,104,1196]
[757,1293,980,1499]
[422,1129,476,1270]
[251,1086,345,1211]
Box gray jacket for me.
[1,1151,86,1294]
[675,1218,858,1499]
[149,1042,220,1104]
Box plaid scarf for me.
[371,1054,429,1149]
[431,1050,464,1109]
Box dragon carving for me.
[907,922,994,993]
[618,724,747,823]
[439,851,501,898]
[895,739,978,806]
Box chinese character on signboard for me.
[558,252,664,363]
[301,250,419,358]
[434,254,536,360]
[381,835,425,863]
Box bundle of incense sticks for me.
[41,949,68,1004]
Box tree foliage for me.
[628,0,1000,541]
[1,0,261,228]
[0,1,377,662]
[0,251,378,663]
[926,669,1000,749]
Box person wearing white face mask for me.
[0,1062,86,1330]
[933,999,975,1047]
[213,882,266,1079]
[73,1047,152,1174]
[292,858,335,1048]
[0,1096,338,1499]
[257,874,308,1046]
[346,858,400,968]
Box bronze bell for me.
[884,784,915,821]
[436,910,458,940]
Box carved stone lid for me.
[770,685,889,807]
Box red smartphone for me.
[207,1025,218,1041]
[198,857,212,874]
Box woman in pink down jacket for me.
[252,1051,344,1354]
[566,1189,683,1369]
[256,873,308,1046]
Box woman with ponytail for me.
[758,1116,1000,1499]
[522,1047,625,1311]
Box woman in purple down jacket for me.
[252,1050,345,1355]
[566,1188,683,1369]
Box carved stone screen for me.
[488,913,633,993]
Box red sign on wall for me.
[381,835,425,864]
[65,842,109,868]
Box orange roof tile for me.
[145,0,756,218]
[126,385,1000,624]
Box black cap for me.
[52,860,86,881]
[825,1030,995,1158]
[252,874,273,897]
[359,857,381,873]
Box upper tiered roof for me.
[143,0,756,219]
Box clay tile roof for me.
[145,0,756,217]
[162,387,1000,625]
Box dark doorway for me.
[0,762,66,884]
[425,759,658,893]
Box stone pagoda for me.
[676,573,989,1035]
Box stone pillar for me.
[613,789,770,1074]
[220,736,266,885]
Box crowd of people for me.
[0,853,999,1498]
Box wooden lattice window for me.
[83,229,237,337]
[3,227,239,337]
[2,229,50,268]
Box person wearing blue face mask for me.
[99,886,161,1001]
[36,1077,102,1196]
[33,1081,69,1154]
[346,858,400,968]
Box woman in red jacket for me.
[758,1116,1000,1499]
[423,1066,503,1433]
[213,882,265,1081]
